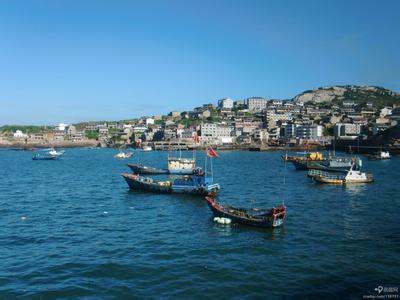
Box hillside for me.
[293,85,400,107]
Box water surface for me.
[0,149,399,298]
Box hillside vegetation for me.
[293,85,400,107]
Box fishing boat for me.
[127,164,169,175]
[285,152,325,170]
[122,171,220,195]
[32,148,64,160]
[308,163,373,184]
[205,197,286,228]
[293,156,361,173]
[365,150,391,160]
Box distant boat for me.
[32,148,64,160]
[365,150,391,160]
[142,145,152,151]
[205,197,286,228]
[292,156,360,173]
[114,152,133,159]
[308,163,373,184]
[282,151,325,163]
[122,171,220,195]
[47,148,65,157]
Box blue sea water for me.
[0,149,399,299]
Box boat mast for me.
[282,152,287,206]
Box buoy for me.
[213,217,231,225]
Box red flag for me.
[193,132,199,144]
[206,146,219,158]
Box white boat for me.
[308,163,373,184]
[114,152,133,159]
[47,148,65,157]
[379,151,391,159]
[365,150,391,160]
[142,146,152,151]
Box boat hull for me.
[205,197,285,228]
[122,174,220,196]
[32,155,60,160]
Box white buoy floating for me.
[213,217,232,225]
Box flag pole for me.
[210,155,213,182]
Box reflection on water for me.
[344,183,368,196]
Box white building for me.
[266,110,293,128]
[218,98,234,110]
[285,124,323,140]
[245,97,268,111]
[334,123,361,139]
[56,123,69,131]
[380,107,392,117]
[295,125,323,140]
[13,130,28,139]
[200,123,234,145]
[146,118,155,125]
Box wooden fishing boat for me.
[294,156,360,173]
[283,152,325,165]
[122,172,220,195]
[205,197,286,228]
[308,164,374,184]
[127,163,203,175]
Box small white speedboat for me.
[114,152,133,159]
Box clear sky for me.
[0,0,399,125]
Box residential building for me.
[245,97,268,111]
[200,123,234,144]
[218,98,234,110]
[295,125,323,140]
[334,123,361,139]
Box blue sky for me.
[0,0,399,125]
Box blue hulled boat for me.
[32,153,60,160]
[122,172,220,195]
[32,148,64,160]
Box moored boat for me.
[167,157,196,174]
[32,148,64,160]
[114,152,133,159]
[32,153,60,160]
[294,156,361,173]
[205,197,286,228]
[122,171,220,195]
[365,151,391,160]
[308,164,373,184]
[141,145,152,151]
